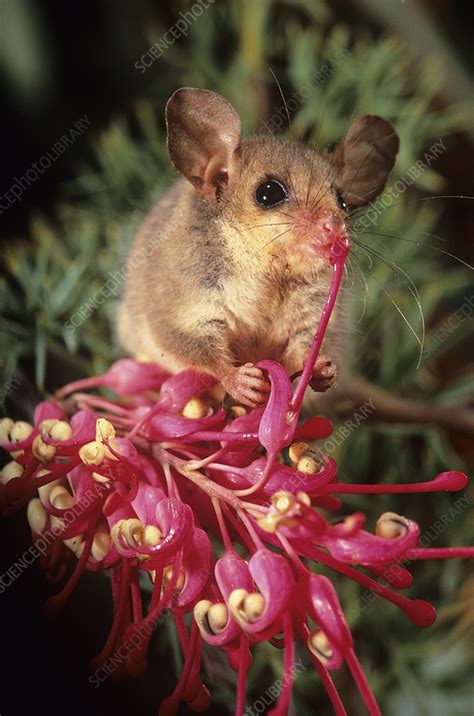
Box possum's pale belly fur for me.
[118,267,342,375]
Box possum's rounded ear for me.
[331,115,399,208]
[166,87,242,197]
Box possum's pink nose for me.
[317,215,347,245]
[289,208,348,261]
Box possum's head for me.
[166,87,399,275]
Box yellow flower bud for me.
[207,602,228,632]
[79,441,105,466]
[288,442,310,463]
[10,421,34,443]
[297,453,323,474]
[95,418,116,443]
[40,419,73,442]
[0,418,14,444]
[229,588,265,625]
[91,529,111,561]
[1,460,23,485]
[229,405,247,418]
[32,435,56,462]
[50,485,75,510]
[376,512,408,539]
[182,398,209,419]
[92,471,110,484]
[272,491,295,514]
[37,476,58,502]
[297,491,311,506]
[27,497,47,533]
[194,600,228,636]
[162,566,185,592]
[307,629,333,664]
[142,524,162,546]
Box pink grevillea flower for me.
[1,239,473,716]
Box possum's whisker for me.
[352,223,449,243]
[353,237,425,324]
[310,178,335,214]
[355,243,424,351]
[305,151,319,210]
[347,253,369,323]
[353,227,473,270]
[308,162,336,214]
[274,208,297,221]
[352,239,426,366]
[222,221,293,244]
[311,101,330,153]
[244,222,293,230]
[352,242,373,270]
[261,228,295,250]
[306,132,338,213]
[269,67,292,133]
[343,258,361,293]
[287,166,303,211]
[348,194,474,220]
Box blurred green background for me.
[0,1,473,715]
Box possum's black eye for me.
[255,180,288,208]
[335,188,348,212]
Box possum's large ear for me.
[166,87,242,197]
[331,115,399,208]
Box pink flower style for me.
[1,237,473,715]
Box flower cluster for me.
[1,242,472,715]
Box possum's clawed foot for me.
[309,354,338,393]
[221,363,271,407]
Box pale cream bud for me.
[91,529,111,561]
[182,398,209,419]
[32,435,56,462]
[79,441,105,465]
[49,485,75,509]
[272,491,295,514]
[162,565,185,592]
[95,418,116,443]
[92,471,110,484]
[297,453,322,474]
[1,460,23,485]
[207,602,228,632]
[376,512,408,539]
[142,525,162,546]
[308,629,333,664]
[229,405,247,418]
[297,491,311,506]
[288,442,310,463]
[40,419,73,442]
[10,421,34,443]
[37,476,59,502]
[229,588,265,624]
[27,497,48,533]
[194,600,229,637]
[0,418,14,444]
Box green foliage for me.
[1,1,472,713]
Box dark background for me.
[1,0,473,236]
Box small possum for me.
[117,88,399,407]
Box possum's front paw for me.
[221,363,271,407]
[309,354,338,393]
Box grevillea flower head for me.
[1,240,473,716]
